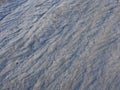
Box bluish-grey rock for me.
[0,0,120,90]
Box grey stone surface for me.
[0,0,120,90]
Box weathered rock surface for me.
[0,0,120,90]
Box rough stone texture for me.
[0,0,120,90]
